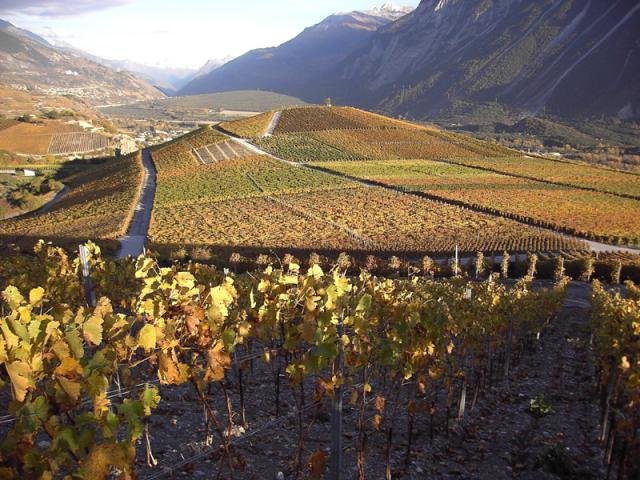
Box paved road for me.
[117,149,156,258]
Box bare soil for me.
[135,281,606,480]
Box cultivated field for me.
[234,106,640,249]
[148,124,584,256]
[0,120,112,155]
[0,152,143,248]
[313,160,640,245]
[219,111,275,138]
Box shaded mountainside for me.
[179,5,414,98]
[0,19,164,106]
[182,0,640,121]
[339,0,640,120]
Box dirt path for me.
[117,149,156,258]
[264,111,282,137]
[424,281,604,479]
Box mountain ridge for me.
[0,18,165,106]
[180,0,640,121]
[178,4,415,98]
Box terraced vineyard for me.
[193,140,255,164]
[0,152,143,250]
[8,106,636,263]
[229,105,640,251]
[151,125,227,174]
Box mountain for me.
[0,19,164,106]
[178,4,414,98]
[91,59,196,94]
[335,0,640,120]
[192,58,230,79]
[180,1,640,121]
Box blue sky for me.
[1,0,420,69]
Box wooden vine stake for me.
[329,313,344,480]
[78,244,96,308]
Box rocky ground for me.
[133,281,607,480]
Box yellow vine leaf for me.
[28,287,45,306]
[83,315,104,346]
[2,286,24,311]
[137,324,156,352]
[205,342,231,382]
[308,264,324,280]
[158,352,188,385]
[6,360,34,402]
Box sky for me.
[0,0,420,70]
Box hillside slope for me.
[183,1,640,121]
[0,19,164,106]
[179,5,413,99]
[337,0,640,120]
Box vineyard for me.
[0,243,637,478]
[151,126,227,175]
[48,132,111,155]
[278,187,586,254]
[152,156,353,208]
[445,155,640,199]
[219,111,275,138]
[0,152,143,250]
[194,140,255,164]
[256,133,365,162]
[0,121,112,155]
[249,107,514,163]
[312,160,640,246]
[143,125,586,257]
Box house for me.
[23,169,36,177]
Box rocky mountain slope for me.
[181,0,640,121]
[178,4,414,98]
[338,0,640,120]
[0,19,164,106]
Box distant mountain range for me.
[181,0,640,121]
[0,19,164,106]
[90,57,232,96]
[179,4,415,99]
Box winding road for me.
[117,149,156,259]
